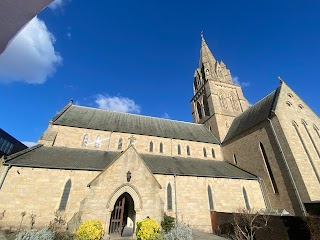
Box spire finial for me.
[278,76,284,83]
[201,31,204,40]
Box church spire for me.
[199,32,216,68]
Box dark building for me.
[0,128,27,158]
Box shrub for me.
[161,214,175,234]
[164,224,192,240]
[76,220,103,240]
[49,211,67,234]
[136,218,161,240]
[15,228,54,240]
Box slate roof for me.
[140,153,257,179]
[223,88,279,142]
[4,145,256,179]
[51,104,219,144]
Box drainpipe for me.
[0,165,11,190]
[174,174,178,225]
[267,118,307,216]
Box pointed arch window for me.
[187,145,190,156]
[211,148,215,158]
[118,138,123,150]
[197,102,203,119]
[218,91,228,109]
[259,142,278,193]
[293,121,320,184]
[203,147,207,157]
[208,185,214,210]
[59,179,72,211]
[203,95,210,116]
[177,144,181,155]
[194,79,198,91]
[302,120,320,159]
[82,134,89,146]
[94,136,101,148]
[229,92,239,111]
[149,141,154,152]
[167,183,172,210]
[314,125,320,140]
[243,187,250,210]
[160,142,163,153]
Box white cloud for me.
[22,141,38,147]
[95,94,141,114]
[0,16,62,84]
[48,0,64,10]
[67,32,71,40]
[232,76,250,88]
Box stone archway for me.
[109,192,135,236]
[105,184,142,237]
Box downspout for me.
[174,174,178,225]
[267,118,307,216]
[0,165,11,190]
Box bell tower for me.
[191,34,249,141]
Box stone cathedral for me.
[0,36,319,237]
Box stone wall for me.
[274,82,320,201]
[222,120,303,216]
[39,125,223,160]
[155,174,266,232]
[0,146,265,234]
[0,166,99,229]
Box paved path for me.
[192,229,228,240]
[108,231,227,240]
[0,231,7,240]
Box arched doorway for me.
[109,192,135,237]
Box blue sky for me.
[0,0,319,146]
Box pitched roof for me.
[140,153,256,179]
[4,145,256,179]
[223,88,279,142]
[51,104,220,144]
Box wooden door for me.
[109,196,126,235]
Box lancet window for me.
[208,185,214,210]
[118,138,123,150]
[82,134,89,146]
[167,183,172,210]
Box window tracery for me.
[218,91,228,109]
[229,92,239,111]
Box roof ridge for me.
[51,100,73,123]
[268,87,281,117]
[5,144,43,162]
[223,88,279,143]
[236,89,277,119]
[72,104,206,127]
